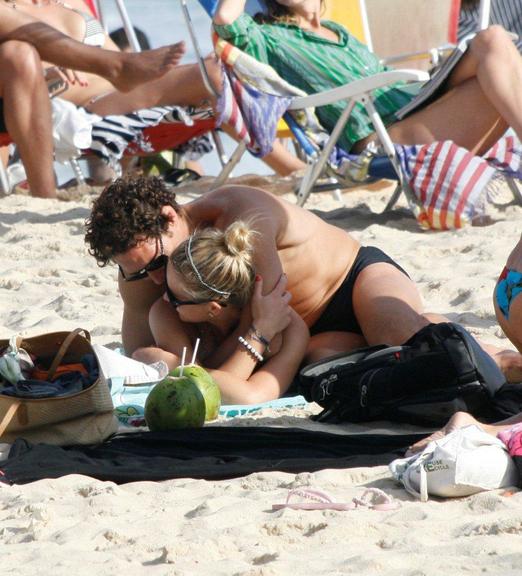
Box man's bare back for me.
[187,186,359,325]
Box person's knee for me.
[471,25,514,58]
[0,40,42,81]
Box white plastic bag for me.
[389,425,519,501]
[51,98,100,161]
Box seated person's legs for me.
[0,40,56,198]
[0,2,185,93]
[355,26,522,156]
[86,57,221,116]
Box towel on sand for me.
[0,427,425,485]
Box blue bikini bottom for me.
[496,267,522,319]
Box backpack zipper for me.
[318,373,338,401]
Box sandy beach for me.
[1,179,521,576]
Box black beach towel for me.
[0,427,425,485]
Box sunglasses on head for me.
[119,236,167,282]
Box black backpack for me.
[299,322,509,426]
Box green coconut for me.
[144,376,206,431]
[169,365,221,421]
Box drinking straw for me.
[180,347,187,377]
[191,338,201,365]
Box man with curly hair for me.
[85,176,522,383]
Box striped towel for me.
[395,128,522,230]
[214,34,303,157]
[89,105,214,170]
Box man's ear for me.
[161,205,178,224]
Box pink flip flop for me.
[272,487,400,512]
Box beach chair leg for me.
[211,131,229,168]
[331,186,345,205]
[0,162,10,196]
[381,183,403,212]
[212,140,246,188]
[294,100,355,206]
[506,177,522,206]
[69,157,86,188]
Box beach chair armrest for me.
[289,69,429,109]
[381,44,455,68]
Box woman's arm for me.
[133,296,196,367]
[213,0,247,26]
[209,310,310,405]
[209,274,291,375]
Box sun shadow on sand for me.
[312,205,418,233]
[0,207,90,230]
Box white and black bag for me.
[389,425,519,501]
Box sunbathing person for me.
[0,0,302,197]
[132,221,309,404]
[213,0,522,172]
[408,234,522,452]
[0,1,184,198]
[84,176,522,385]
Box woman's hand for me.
[250,274,292,343]
[44,65,89,93]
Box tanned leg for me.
[0,40,56,198]
[0,4,185,93]
[371,26,522,155]
[86,58,220,115]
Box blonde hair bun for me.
[223,220,256,257]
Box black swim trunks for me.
[0,98,5,133]
[310,245,409,336]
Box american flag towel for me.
[395,129,522,230]
[214,34,304,157]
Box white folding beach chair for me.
[184,0,428,210]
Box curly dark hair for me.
[84,176,181,267]
[255,0,325,24]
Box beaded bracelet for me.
[238,335,264,363]
[249,324,271,353]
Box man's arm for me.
[118,273,164,354]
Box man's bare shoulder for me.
[186,185,291,226]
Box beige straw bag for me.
[0,329,118,445]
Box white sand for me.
[1,181,522,576]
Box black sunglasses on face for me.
[164,280,228,309]
[164,280,204,308]
[119,236,167,282]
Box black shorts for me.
[0,99,5,133]
[310,245,409,336]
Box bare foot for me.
[494,349,522,383]
[405,411,496,456]
[111,41,186,93]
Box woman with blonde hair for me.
[132,220,310,405]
